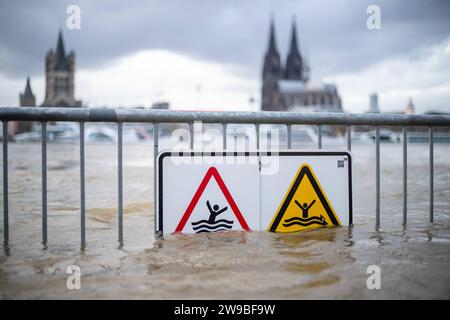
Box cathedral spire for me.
[261,16,283,111]
[55,29,68,71]
[289,17,299,55]
[268,17,278,54]
[285,17,305,81]
[263,17,281,79]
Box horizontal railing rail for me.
[1,107,450,126]
[1,107,450,250]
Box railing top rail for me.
[1,107,450,126]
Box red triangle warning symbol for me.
[175,167,250,233]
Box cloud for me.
[0,0,449,111]
[0,49,259,110]
[2,37,449,113]
[329,37,450,113]
[77,49,258,110]
[1,0,450,79]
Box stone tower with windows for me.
[43,30,81,107]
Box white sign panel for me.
[157,152,260,234]
[157,151,352,235]
[261,152,352,233]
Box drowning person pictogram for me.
[191,200,234,233]
[281,199,328,227]
[296,199,316,218]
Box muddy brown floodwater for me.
[0,140,449,299]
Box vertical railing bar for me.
[429,127,434,223]
[255,124,260,150]
[41,122,48,247]
[189,122,194,150]
[79,122,86,250]
[153,122,159,236]
[346,125,352,151]
[375,126,380,230]
[403,126,407,226]
[2,121,9,247]
[117,122,123,246]
[317,125,322,149]
[222,123,227,150]
[287,124,292,150]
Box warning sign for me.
[175,167,250,233]
[267,164,341,232]
[157,151,351,235]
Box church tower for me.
[261,16,342,112]
[20,77,36,107]
[284,19,308,82]
[17,77,36,133]
[261,19,283,111]
[405,97,415,114]
[43,30,81,107]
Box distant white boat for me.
[14,131,42,142]
[85,126,140,144]
[360,129,401,144]
[14,122,142,144]
[163,124,347,150]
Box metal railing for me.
[1,107,450,249]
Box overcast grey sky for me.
[0,0,449,112]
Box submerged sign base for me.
[157,151,352,235]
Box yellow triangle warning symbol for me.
[268,164,341,232]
